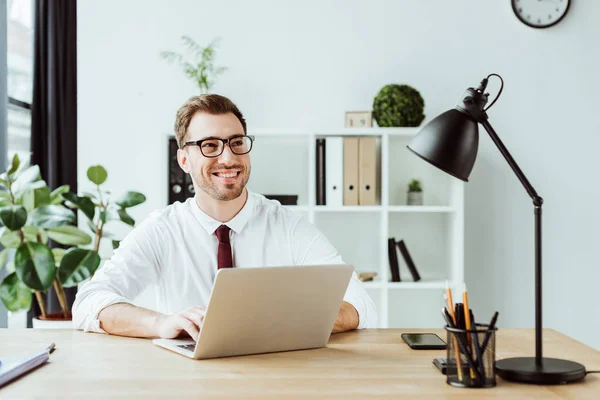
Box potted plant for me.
[0,157,146,328]
[372,84,425,127]
[407,179,424,205]
[160,36,228,94]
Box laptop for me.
[152,264,354,359]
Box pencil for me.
[463,284,476,381]
[445,281,464,382]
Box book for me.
[325,137,343,207]
[343,137,359,205]
[388,238,401,282]
[0,349,49,388]
[315,139,326,205]
[397,239,421,281]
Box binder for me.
[315,139,326,205]
[358,137,377,205]
[398,239,421,281]
[343,137,359,206]
[388,238,401,282]
[325,137,343,207]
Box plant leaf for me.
[0,205,27,230]
[14,242,56,291]
[47,225,92,246]
[12,165,41,197]
[29,205,76,229]
[51,247,67,266]
[87,165,108,185]
[112,240,120,250]
[115,191,146,208]
[62,192,96,221]
[49,185,70,205]
[0,248,9,270]
[23,225,48,244]
[0,272,32,312]
[117,208,135,226]
[0,229,21,248]
[21,185,51,212]
[7,154,20,177]
[58,249,101,288]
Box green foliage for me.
[87,165,108,185]
[160,36,228,94]
[0,272,31,312]
[58,248,101,288]
[373,84,425,127]
[14,242,56,291]
[408,179,423,193]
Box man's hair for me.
[174,94,247,148]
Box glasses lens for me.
[230,136,252,154]
[200,140,223,157]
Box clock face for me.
[512,0,570,28]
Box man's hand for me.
[332,301,359,333]
[154,306,207,341]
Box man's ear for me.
[177,148,191,173]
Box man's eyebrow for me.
[196,133,245,141]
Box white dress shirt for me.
[72,190,377,333]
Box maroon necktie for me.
[215,225,233,269]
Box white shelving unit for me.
[247,128,464,328]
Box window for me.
[7,0,33,162]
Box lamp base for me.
[495,357,586,385]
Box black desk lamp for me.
[407,73,586,384]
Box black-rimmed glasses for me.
[183,135,255,158]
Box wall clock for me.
[512,0,571,29]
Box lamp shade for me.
[407,109,479,182]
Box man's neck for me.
[194,188,248,223]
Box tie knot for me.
[215,225,231,243]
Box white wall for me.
[78,0,600,349]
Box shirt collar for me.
[189,189,255,236]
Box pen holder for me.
[445,324,497,388]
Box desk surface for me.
[0,328,598,399]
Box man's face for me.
[177,112,251,201]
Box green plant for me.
[64,165,146,256]
[160,36,228,94]
[372,84,425,127]
[0,155,99,318]
[408,179,423,193]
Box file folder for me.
[343,137,359,206]
[325,137,343,207]
[358,137,377,205]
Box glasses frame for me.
[183,135,255,158]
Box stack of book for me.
[388,238,421,282]
[315,137,378,206]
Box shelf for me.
[387,281,447,289]
[247,128,419,137]
[388,206,456,213]
[361,281,385,289]
[313,206,382,212]
[284,206,309,212]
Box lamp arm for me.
[480,118,544,364]
[479,120,543,207]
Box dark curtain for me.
[28,0,78,326]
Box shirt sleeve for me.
[290,215,378,329]
[71,213,165,333]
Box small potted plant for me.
[160,36,228,94]
[407,179,423,205]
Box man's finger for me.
[178,316,199,341]
[181,309,206,326]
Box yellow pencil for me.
[463,284,476,380]
[445,281,463,382]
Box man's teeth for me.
[216,172,238,178]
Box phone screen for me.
[402,333,446,348]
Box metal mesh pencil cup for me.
[445,323,497,388]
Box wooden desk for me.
[0,328,598,399]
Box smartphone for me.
[401,333,447,350]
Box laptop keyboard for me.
[178,344,196,352]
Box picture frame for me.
[345,111,373,128]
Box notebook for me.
[0,349,49,387]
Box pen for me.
[46,343,56,354]
[480,311,499,354]
[445,281,464,382]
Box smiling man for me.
[72,94,377,340]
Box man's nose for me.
[218,143,236,163]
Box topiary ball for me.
[372,84,425,127]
